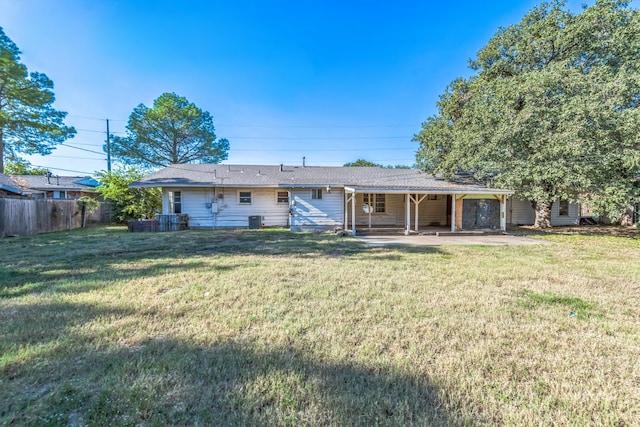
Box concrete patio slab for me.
[355,234,551,246]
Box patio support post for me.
[368,193,372,228]
[352,192,356,236]
[500,194,507,232]
[451,194,456,233]
[414,196,419,232]
[344,192,348,231]
[405,193,411,235]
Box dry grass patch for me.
[1,226,639,425]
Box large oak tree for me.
[415,0,640,227]
[0,27,76,173]
[110,93,229,169]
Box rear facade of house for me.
[132,164,515,234]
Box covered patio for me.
[343,187,514,236]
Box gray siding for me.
[290,188,343,231]
[354,194,448,228]
[215,188,289,228]
[508,198,580,226]
[162,187,289,228]
[418,196,448,226]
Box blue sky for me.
[3,0,635,175]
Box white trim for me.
[238,190,252,205]
[275,190,289,205]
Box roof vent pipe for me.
[302,156,306,167]
[280,164,283,172]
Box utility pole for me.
[106,119,112,172]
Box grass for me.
[1,226,639,426]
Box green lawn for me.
[1,227,639,426]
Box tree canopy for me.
[96,167,161,223]
[344,159,412,169]
[344,159,383,167]
[109,93,229,170]
[4,160,48,175]
[0,27,76,173]
[415,0,640,227]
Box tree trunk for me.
[620,210,634,227]
[532,200,553,229]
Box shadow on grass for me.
[3,335,461,426]
[509,225,640,239]
[0,228,446,299]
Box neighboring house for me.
[0,174,28,197]
[507,197,581,226]
[130,164,515,234]
[11,175,99,199]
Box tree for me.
[415,0,640,228]
[344,159,412,168]
[96,167,161,223]
[109,93,229,169]
[344,159,383,167]
[4,159,48,175]
[0,27,76,173]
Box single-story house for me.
[131,164,516,234]
[11,174,99,199]
[0,174,27,197]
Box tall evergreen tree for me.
[0,27,76,173]
[109,93,229,169]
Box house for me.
[0,174,27,197]
[10,174,99,199]
[130,164,515,234]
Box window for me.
[53,191,67,199]
[558,200,569,216]
[375,194,385,213]
[311,189,322,200]
[276,191,289,204]
[363,194,386,213]
[238,191,252,205]
[169,191,182,213]
[428,194,439,201]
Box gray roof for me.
[0,174,25,195]
[12,175,99,192]
[131,164,514,194]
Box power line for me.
[231,147,416,152]
[67,114,127,123]
[75,128,125,135]
[45,155,106,161]
[30,164,94,175]
[66,114,417,128]
[225,136,411,140]
[59,143,105,155]
[218,124,418,128]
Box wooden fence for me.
[0,197,109,237]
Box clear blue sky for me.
[3,0,635,175]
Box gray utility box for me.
[248,215,262,229]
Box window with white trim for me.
[238,191,252,205]
[558,200,569,216]
[169,191,182,213]
[311,189,322,200]
[363,194,386,213]
[276,191,289,204]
